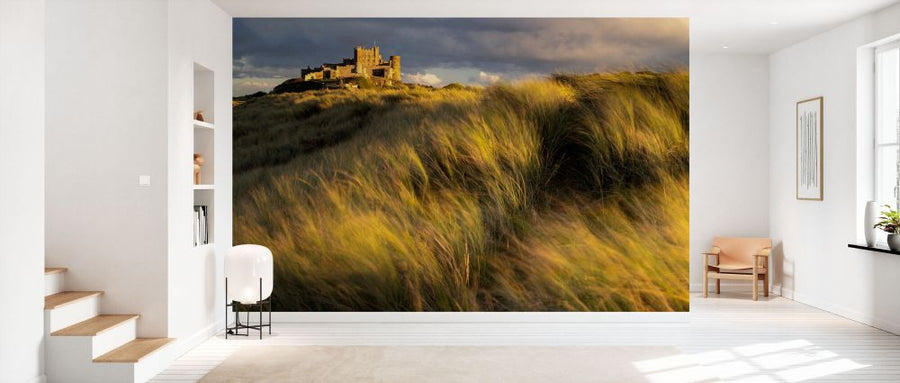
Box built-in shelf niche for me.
[193,63,215,246]
[193,127,215,186]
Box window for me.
[875,43,900,208]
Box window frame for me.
[874,41,900,208]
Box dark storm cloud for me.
[233,18,688,95]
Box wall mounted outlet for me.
[139,175,151,186]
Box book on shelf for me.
[193,205,208,246]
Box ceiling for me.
[212,0,900,54]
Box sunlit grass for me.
[233,72,689,311]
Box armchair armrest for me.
[753,247,771,269]
[703,246,721,266]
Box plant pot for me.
[888,234,900,252]
[865,201,879,247]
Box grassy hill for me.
[233,72,689,311]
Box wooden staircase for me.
[44,267,175,382]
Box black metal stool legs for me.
[225,277,272,339]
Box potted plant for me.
[874,205,900,251]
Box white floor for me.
[151,291,900,382]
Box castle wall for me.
[305,46,400,84]
[334,64,354,78]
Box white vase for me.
[225,244,274,304]
[865,201,879,247]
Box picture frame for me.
[796,96,823,201]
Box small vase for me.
[865,201,879,247]
[888,234,900,252]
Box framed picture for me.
[796,96,823,200]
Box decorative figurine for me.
[194,110,205,122]
[194,153,205,185]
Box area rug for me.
[199,346,715,382]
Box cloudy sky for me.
[233,18,688,96]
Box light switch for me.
[139,175,151,186]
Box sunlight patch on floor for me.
[634,339,870,382]
[775,358,868,382]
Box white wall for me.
[167,0,232,351]
[0,1,46,381]
[46,0,232,342]
[769,2,900,333]
[46,0,171,337]
[689,54,771,291]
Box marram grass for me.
[234,72,689,311]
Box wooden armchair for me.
[703,237,772,301]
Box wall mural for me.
[233,18,690,312]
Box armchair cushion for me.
[712,237,772,271]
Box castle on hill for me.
[301,46,401,85]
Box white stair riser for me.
[46,333,170,383]
[45,272,65,297]
[96,364,137,383]
[133,343,176,383]
[46,336,95,382]
[46,337,136,383]
[46,297,100,333]
[91,320,137,359]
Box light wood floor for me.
[151,291,900,382]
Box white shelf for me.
[193,63,215,245]
[193,120,214,129]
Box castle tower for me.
[389,55,401,82]
[353,46,365,74]
[354,45,384,76]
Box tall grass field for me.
[233,72,689,311]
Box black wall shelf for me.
[848,243,900,255]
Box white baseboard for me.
[780,288,900,336]
[172,322,217,358]
[25,374,46,383]
[269,311,688,323]
[775,284,792,299]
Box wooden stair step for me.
[45,267,68,275]
[94,338,175,363]
[51,314,139,336]
[44,291,103,310]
